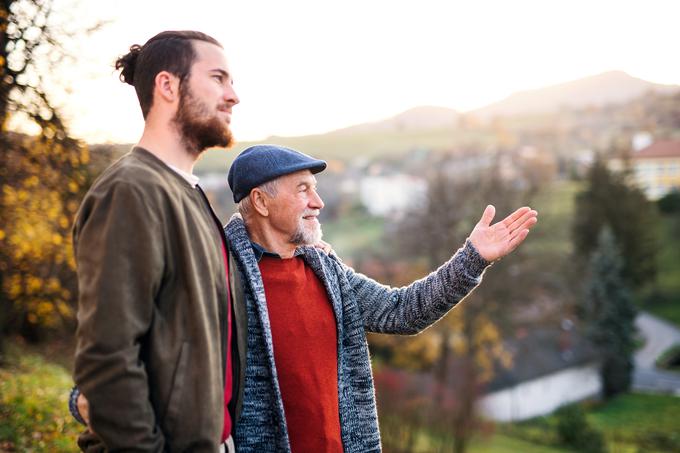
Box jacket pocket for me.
[163,341,190,434]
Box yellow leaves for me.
[46,277,61,292]
[17,189,29,202]
[8,274,23,298]
[392,334,440,370]
[57,301,73,318]
[37,301,53,317]
[58,215,69,229]
[4,272,73,329]
[27,276,43,294]
[2,136,93,336]
[66,200,79,214]
[3,185,18,204]
[25,175,40,188]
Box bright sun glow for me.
[36,0,680,144]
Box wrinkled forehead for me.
[277,169,316,187]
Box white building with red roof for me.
[632,140,680,199]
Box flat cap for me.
[228,144,327,202]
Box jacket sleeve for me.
[72,181,165,452]
[340,240,490,335]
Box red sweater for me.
[259,255,343,453]
[219,242,233,442]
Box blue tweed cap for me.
[228,144,327,202]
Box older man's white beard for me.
[290,218,323,245]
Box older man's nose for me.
[311,190,324,209]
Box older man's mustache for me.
[302,210,321,219]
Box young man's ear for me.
[154,71,180,103]
[251,189,269,217]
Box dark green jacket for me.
[73,148,246,452]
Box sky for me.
[26,0,680,144]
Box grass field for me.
[467,434,572,453]
[0,344,81,452]
[2,343,679,452]
[588,393,680,450]
[508,394,680,453]
[641,214,680,326]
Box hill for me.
[471,71,679,119]
[90,71,680,173]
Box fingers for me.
[501,206,531,228]
[507,228,530,252]
[478,205,496,227]
[315,240,333,254]
[502,206,537,230]
[507,209,538,233]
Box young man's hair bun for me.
[115,44,142,85]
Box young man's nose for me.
[224,85,239,106]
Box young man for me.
[225,144,538,452]
[71,31,243,452]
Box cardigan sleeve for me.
[340,240,490,335]
[72,180,166,451]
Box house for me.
[359,173,426,217]
[630,140,680,200]
[478,326,602,422]
[372,324,603,424]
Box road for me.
[633,311,680,395]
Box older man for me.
[226,144,538,452]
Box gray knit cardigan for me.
[225,215,490,452]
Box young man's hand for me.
[77,393,91,428]
[313,239,334,255]
[469,205,538,262]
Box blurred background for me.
[1,0,679,452]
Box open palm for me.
[469,205,538,262]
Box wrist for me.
[69,386,87,426]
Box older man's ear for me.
[250,189,269,217]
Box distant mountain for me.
[471,71,679,119]
[327,105,459,135]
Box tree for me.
[1,0,98,358]
[387,157,535,453]
[584,227,637,398]
[572,158,659,289]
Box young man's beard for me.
[173,84,234,156]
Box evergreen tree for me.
[572,158,659,289]
[585,227,637,398]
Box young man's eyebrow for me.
[210,69,231,79]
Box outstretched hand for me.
[469,205,538,262]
